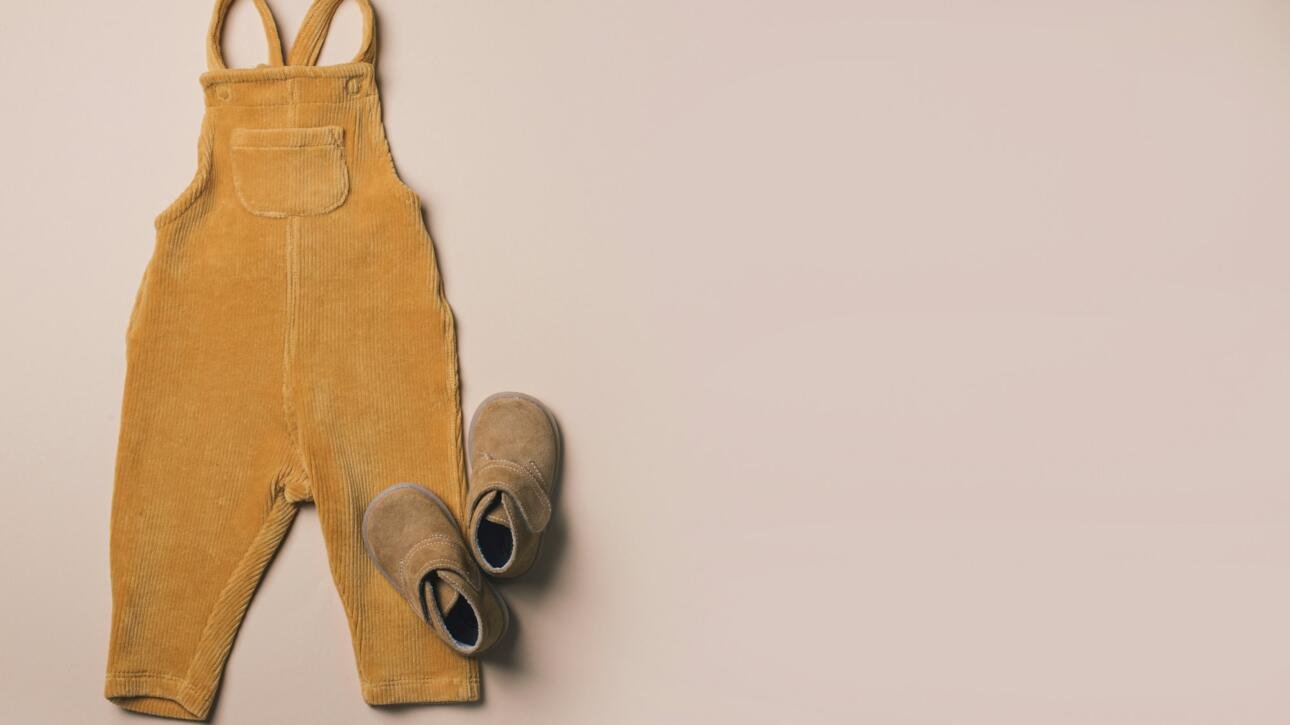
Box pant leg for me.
[106,215,303,720]
[295,208,479,704]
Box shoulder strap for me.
[287,0,377,67]
[207,0,285,70]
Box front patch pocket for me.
[231,126,349,217]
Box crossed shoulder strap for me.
[289,0,377,67]
[206,0,377,71]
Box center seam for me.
[283,214,310,499]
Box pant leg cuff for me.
[362,675,481,706]
[105,672,213,721]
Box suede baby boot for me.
[466,392,562,578]
[362,483,509,656]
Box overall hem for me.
[104,672,213,721]
[362,673,481,706]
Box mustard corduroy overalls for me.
[105,0,477,718]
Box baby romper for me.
[105,0,477,718]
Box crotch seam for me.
[281,468,312,503]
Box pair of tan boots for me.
[362,393,561,655]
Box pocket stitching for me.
[230,127,350,218]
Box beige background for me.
[2,0,1289,722]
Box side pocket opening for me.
[125,263,153,343]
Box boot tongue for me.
[482,490,519,528]
[424,572,462,613]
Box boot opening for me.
[443,598,480,648]
[424,576,481,649]
[476,519,515,569]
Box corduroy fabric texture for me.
[105,0,478,719]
